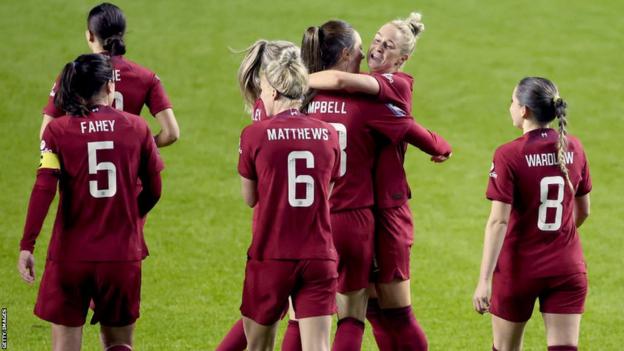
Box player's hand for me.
[431,152,452,163]
[17,250,36,284]
[472,279,491,314]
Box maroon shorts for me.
[331,208,375,293]
[240,259,337,325]
[374,204,413,283]
[35,260,142,327]
[490,271,587,323]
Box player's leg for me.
[242,317,278,351]
[489,271,539,351]
[491,315,527,351]
[216,319,247,351]
[299,316,332,351]
[240,259,295,350]
[92,261,141,351]
[366,284,394,351]
[374,204,427,350]
[539,272,587,350]
[282,298,302,351]
[51,324,83,351]
[330,208,374,350]
[542,314,581,350]
[292,259,337,351]
[100,324,134,351]
[35,261,92,351]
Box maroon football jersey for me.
[371,72,414,208]
[238,109,341,260]
[486,128,592,277]
[43,55,172,117]
[251,98,267,123]
[40,105,163,261]
[306,91,415,212]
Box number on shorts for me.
[87,141,117,198]
[113,91,124,111]
[329,122,347,176]
[537,176,564,231]
[287,151,314,207]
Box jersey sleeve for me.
[486,148,515,204]
[146,74,173,116]
[576,150,592,196]
[140,122,165,176]
[39,125,61,173]
[361,101,414,144]
[238,126,257,180]
[371,73,411,112]
[42,76,63,117]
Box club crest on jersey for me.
[40,140,52,152]
[489,162,497,178]
[382,73,394,83]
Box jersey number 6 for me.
[87,141,117,198]
[287,151,314,207]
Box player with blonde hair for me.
[237,41,341,351]
[307,12,438,350]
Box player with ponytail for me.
[301,18,451,351]
[41,2,179,147]
[236,41,341,351]
[18,53,163,351]
[473,77,592,351]
[305,13,442,350]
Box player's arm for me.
[19,160,60,284]
[153,108,180,147]
[137,171,162,217]
[39,114,54,139]
[240,176,257,207]
[574,193,590,228]
[473,200,511,314]
[309,70,380,95]
[402,121,453,160]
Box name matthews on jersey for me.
[267,128,330,141]
[525,152,574,167]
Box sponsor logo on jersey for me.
[385,103,406,117]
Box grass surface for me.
[0,0,622,349]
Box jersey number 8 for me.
[538,176,564,231]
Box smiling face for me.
[367,23,408,73]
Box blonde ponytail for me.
[391,12,425,56]
[264,46,308,100]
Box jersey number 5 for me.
[538,176,564,231]
[88,141,117,198]
[288,151,314,207]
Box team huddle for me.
[16,3,592,351]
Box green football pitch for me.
[1,0,622,349]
